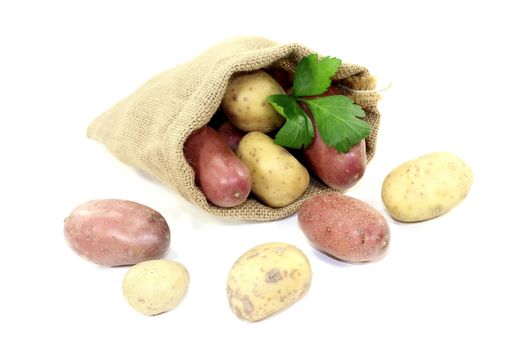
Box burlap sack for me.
[87,37,381,221]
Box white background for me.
[1,1,524,349]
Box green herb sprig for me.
[267,54,370,153]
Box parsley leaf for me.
[301,96,370,153]
[267,94,314,149]
[267,53,371,153]
[293,54,341,97]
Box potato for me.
[64,199,170,266]
[298,193,390,262]
[304,137,366,190]
[381,152,473,222]
[217,120,245,152]
[302,86,367,190]
[227,242,312,322]
[221,70,285,133]
[184,126,251,207]
[236,131,310,207]
[123,260,189,316]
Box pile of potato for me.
[64,65,473,321]
[63,199,314,319]
[64,199,189,316]
[184,69,367,209]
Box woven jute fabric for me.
[87,37,381,221]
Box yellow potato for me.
[221,70,285,132]
[382,152,473,222]
[227,242,312,322]
[236,132,310,207]
[122,260,189,316]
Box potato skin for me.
[298,193,390,262]
[236,131,310,207]
[227,242,312,322]
[302,86,367,190]
[64,199,170,266]
[217,121,245,152]
[184,126,251,207]
[221,70,285,133]
[381,152,473,222]
[123,260,189,316]
[304,135,366,190]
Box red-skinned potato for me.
[302,86,367,190]
[304,126,366,191]
[64,199,170,266]
[184,126,251,207]
[217,121,245,152]
[298,193,390,263]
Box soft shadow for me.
[310,248,356,268]
[134,169,165,186]
[310,243,390,267]
[164,246,179,260]
[182,200,253,228]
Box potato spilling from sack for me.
[227,242,312,322]
[184,55,373,210]
[184,126,251,208]
[301,86,368,190]
[63,199,170,266]
[123,260,189,316]
[381,152,473,222]
[236,131,310,207]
